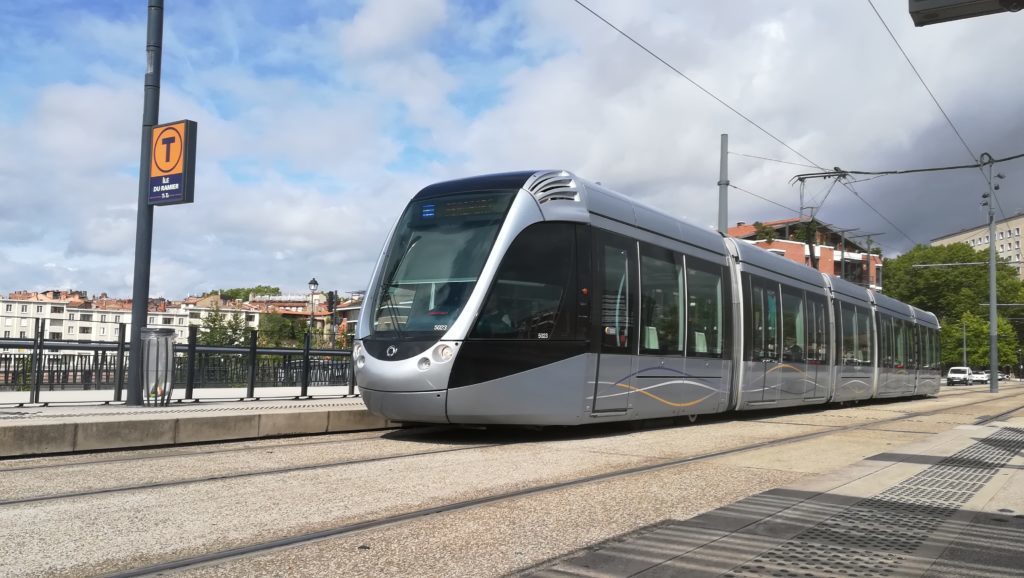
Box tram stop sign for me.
[149,120,197,206]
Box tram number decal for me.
[538,333,549,339]
[434,324,448,331]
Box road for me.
[1,385,1023,577]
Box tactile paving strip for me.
[727,427,1024,577]
[0,399,365,419]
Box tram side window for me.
[686,259,724,358]
[879,315,893,368]
[855,307,873,366]
[598,233,635,351]
[470,222,576,339]
[841,304,857,365]
[780,287,806,362]
[745,274,778,362]
[833,300,843,365]
[894,319,907,369]
[639,245,683,355]
[806,295,828,364]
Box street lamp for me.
[308,277,318,334]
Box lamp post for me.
[307,277,318,337]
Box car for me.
[975,370,989,382]
[946,366,974,386]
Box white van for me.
[946,366,973,386]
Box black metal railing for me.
[0,323,355,404]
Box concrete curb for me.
[0,409,393,458]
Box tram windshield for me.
[371,191,516,338]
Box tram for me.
[354,170,941,425]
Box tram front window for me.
[372,191,515,337]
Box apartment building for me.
[931,213,1024,279]
[0,290,261,350]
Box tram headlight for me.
[417,357,431,371]
[356,356,365,368]
[433,344,454,363]
[353,341,363,358]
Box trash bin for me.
[141,327,175,406]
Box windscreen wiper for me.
[378,235,421,338]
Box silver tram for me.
[354,170,941,425]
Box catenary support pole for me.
[717,134,729,233]
[127,0,164,406]
[983,153,999,393]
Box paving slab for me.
[527,423,1024,577]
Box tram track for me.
[101,388,1024,577]
[4,387,1018,506]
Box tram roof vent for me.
[524,170,579,204]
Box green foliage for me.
[210,286,281,301]
[198,306,251,346]
[752,221,775,243]
[258,313,306,348]
[886,243,1024,369]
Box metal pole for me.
[840,231,846,280]
[184,324,197,401]
[114,322,127,401]
[127,0,164,406]
[246,328,257,399]
[983,153,999,393]
[963,318,967,367]
[300,331,311,398]
[717,133,728,233]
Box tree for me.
[258,313,306,347]
[198,306,249,346]
[885,243,1024,369]
[210,286,281,302]
[752,221,776,243]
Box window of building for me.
[36,305,42,313]
[79,313,92,322]
[3,331,8,338]
[100,314,106,322]
[20,305,27,313]
[189,312,201,319]
[3,304,10,312]
[79,327,92,334]
[51,306,64,314]
[1016,227,1020,236]
[68,313,75,321]
[19,331,26,338]
[985,236,990,243]
[49,332,61,340]
[999,231,1004,240]
[100,327,106,335]
[114,327,120,336]
[177,318,184,325]
[67,327,74,334]
[114,315,121,323]
[246,314,255,322]
[148,316,154,324]
[163,317,173,325]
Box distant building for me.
[728,217,884,290]
[0,290,261,352]
[930,213,1024,280]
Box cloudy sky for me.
[0,0,1021,299]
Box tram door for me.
[592,232,637,413]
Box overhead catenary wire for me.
[866,0,1012,227]
[728,184,800,215]
[573,0,920,246]
[728,151,820,169]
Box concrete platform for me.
[527,418,1024,577]
[0,394,394,458]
